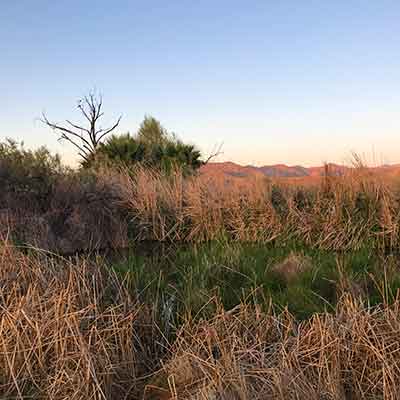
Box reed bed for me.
[0,239,157,399]
[3,162,399,253]
[147,296,400,400]
[2,240,400,398]
[114,165,400,251]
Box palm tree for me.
[85,116,205,174]
[99,134,145,164]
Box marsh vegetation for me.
[2,120,400,398]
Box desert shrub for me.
[0,140,129,252]
[41,170,129,253]
[0,138,65,212]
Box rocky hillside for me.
[201,161,400,180]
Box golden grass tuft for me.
[147,297,400,400]
[2,239,400,398]
[0,240,155,399]
[114,164,400,251]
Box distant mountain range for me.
[201,161,400,180]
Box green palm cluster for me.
[86,116,203,174]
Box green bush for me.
[0,139,65,211]
[0,139,128,253]
[87,116,203,174]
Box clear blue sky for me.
[1,1,399,166]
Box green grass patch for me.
[107,240,397,322]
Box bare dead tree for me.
[42,92,122,163]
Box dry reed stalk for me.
[0,240,154,399]
[3,238,400,399]
[146,296,400,400]
[115,164,400,251]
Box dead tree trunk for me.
[42,92,121,163]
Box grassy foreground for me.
[2,239,400,399]
[4,152,400,398]
[111,240,400,320]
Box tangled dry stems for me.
[2,163,399,253]
[116,165,400,251]
[149,297,400,400]
[2,240,400,399]
[0,240,156,399]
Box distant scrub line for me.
[2,160,400,254]
[1,137,400,254]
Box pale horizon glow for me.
[1,1,399,167]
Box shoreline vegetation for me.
[2,135,400,398]
[3,147,400,254]
[2,240,400,399]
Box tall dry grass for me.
[3,239,400,398]
[115,164,400,251]
[3,160,398,253]
[147,296,400,400]
[0,239,158,399]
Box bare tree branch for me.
[65,120,91,135]
[41,114,95,153]
[204,142,224,164]
[95,116,122,145]
[42,92,122,164]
